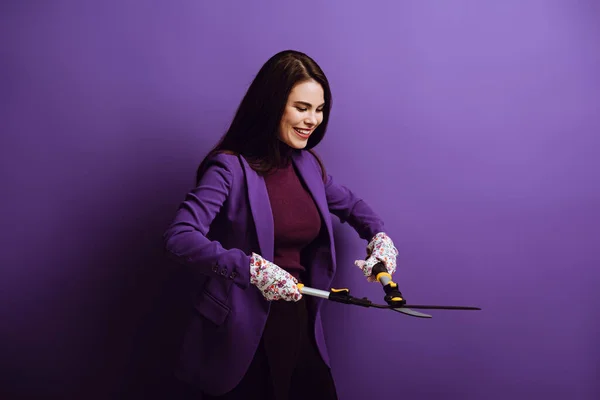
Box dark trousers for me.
[175,297,338,400]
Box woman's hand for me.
[250,253,302,301]
[354,232,398,282]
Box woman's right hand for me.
[250,253,302,301]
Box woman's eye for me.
[296,107,308,112]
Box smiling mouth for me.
[294,127,312,137]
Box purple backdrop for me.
[2,1,599,399]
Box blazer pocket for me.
[194,289,231,326]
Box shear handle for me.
[372,262,406,307]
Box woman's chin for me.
[280,136,308,150]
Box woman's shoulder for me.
[205,150,242,169]
[197,150,243,184]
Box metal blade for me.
[391,307,432,318]
[403,305,481,310]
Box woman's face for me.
[279,79,325,149]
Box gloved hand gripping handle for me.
[372,262,406,307]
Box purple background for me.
[2,1,599,399]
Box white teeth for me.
[295,128,310,134]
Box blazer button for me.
[229,271,237,280]
[212,264,219,273]
[220,269,228,276]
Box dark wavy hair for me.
[196,50,332,184]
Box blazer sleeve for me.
[162,154,251,289]
[323,173,385,241]
[306,151,385,241]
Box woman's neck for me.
[277,140,295,165]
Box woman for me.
[164,50,399,400]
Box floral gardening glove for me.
[354,232,398,282]
[250,253,302,301]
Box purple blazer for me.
[163,149,384,396]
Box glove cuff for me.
[250,252,266,286]
[367,232,393,252]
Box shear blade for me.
[392,307,432,318]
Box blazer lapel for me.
[238,155,274,260]
[291,151,335,252]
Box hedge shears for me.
[297,263,481,318]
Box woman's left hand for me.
[354,232,398,282]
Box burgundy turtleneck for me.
[263,160,322,281]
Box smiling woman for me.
[279,80,326,149]
[163,50,399,400]
[195,50,333,181]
